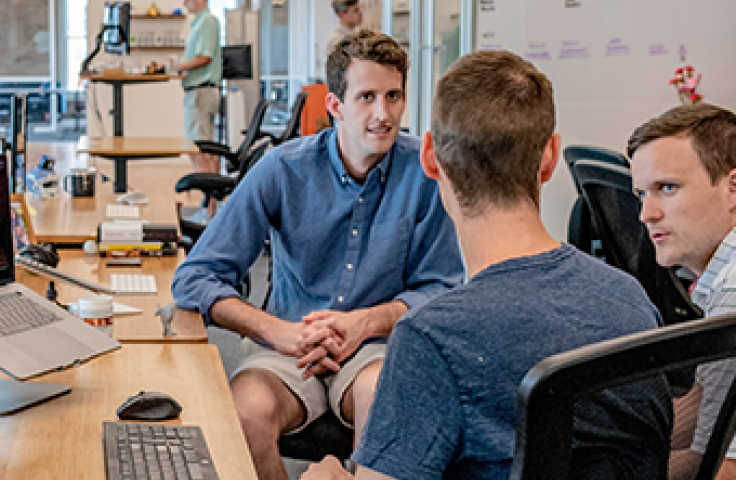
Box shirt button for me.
[358,197,364,203]
[352,229,358,236]
[347,263,353,270]
[338,296,344,303]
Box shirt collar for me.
[692,227,736,302]
[327,129,393,187]
[192,8,210,25]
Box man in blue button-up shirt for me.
[171,30,462,480]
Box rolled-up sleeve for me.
[171,157,277,325]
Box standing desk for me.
[0,343,259,480]
[77,136,199,193]
[15,249,208,344]
[79,73,182,137]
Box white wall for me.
[86,0,189,137]
[474,0,736,241]
[313,0,338,81]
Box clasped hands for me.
[291,309,367,380]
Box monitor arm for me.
[80,24,126,75]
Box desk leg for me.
[112,156,128,192]
[112,82,123,137]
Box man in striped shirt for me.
[629,103,736,480]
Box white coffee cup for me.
[76,295,114,335]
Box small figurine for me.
[155,301,177,337]
[146,3,160,17]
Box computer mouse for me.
[116,391,182,421]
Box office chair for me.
[174,99,273,251]
[194,98,272,176]
[263,91,309,146]
[175,139,272,253]
[278,413,354,462]
[176,92,308,217]
[563,145,629,254]
[511,313,736,480]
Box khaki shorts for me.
[231,339,386,434]
[183,87,220,142]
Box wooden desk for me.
[26,158,193,244]
[15,249,207,343]
[77,136,199,193]
[0,343,258,480]
[80,73,182,137]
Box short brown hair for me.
[326,30,408,103]
[627,103,736,184]
[431,50,555,214]
[332,0,359,14]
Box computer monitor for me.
[222,45,253,80]
[103,1,131,55]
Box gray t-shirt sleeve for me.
[352,319,462,480]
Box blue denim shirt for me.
[172,129,463,327]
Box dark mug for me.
[64,169,95,197]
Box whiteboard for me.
[473,0,736,240]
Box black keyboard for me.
[103,422,220,480]
[0,292,62,337]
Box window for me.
[209,0,238,45]
[66,0,87,89]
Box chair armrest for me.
[194,141,233,158]
[175,173,237,201]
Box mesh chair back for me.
[274,92,309,145]
[563,146,629,252]
[573,159,701,326]
[511,313,736,480]
[564,145,630,193]
[232,98,272,170]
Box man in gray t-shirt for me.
[302,49,672,480]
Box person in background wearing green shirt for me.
[179,0,222,221]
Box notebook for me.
[0,152,120,381]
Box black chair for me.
[278,412,354,462]
[195,98,272,175]
[176,92,308,213]
[563,145,629,254]
[174,100,273,251]
[573,159,702,395]
[263,91,309,147]
[511,313,736,480]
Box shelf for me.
[130,46,185,51]
[131,14,187,20]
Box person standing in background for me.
[179,0,222,222]
[326,0,363,57]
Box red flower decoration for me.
[671,65,703,105]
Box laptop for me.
[0,378,70,414]
[0,152,120,381]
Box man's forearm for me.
[179,55,211,72]
[362,300,408,338]
[210,297,281,342]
